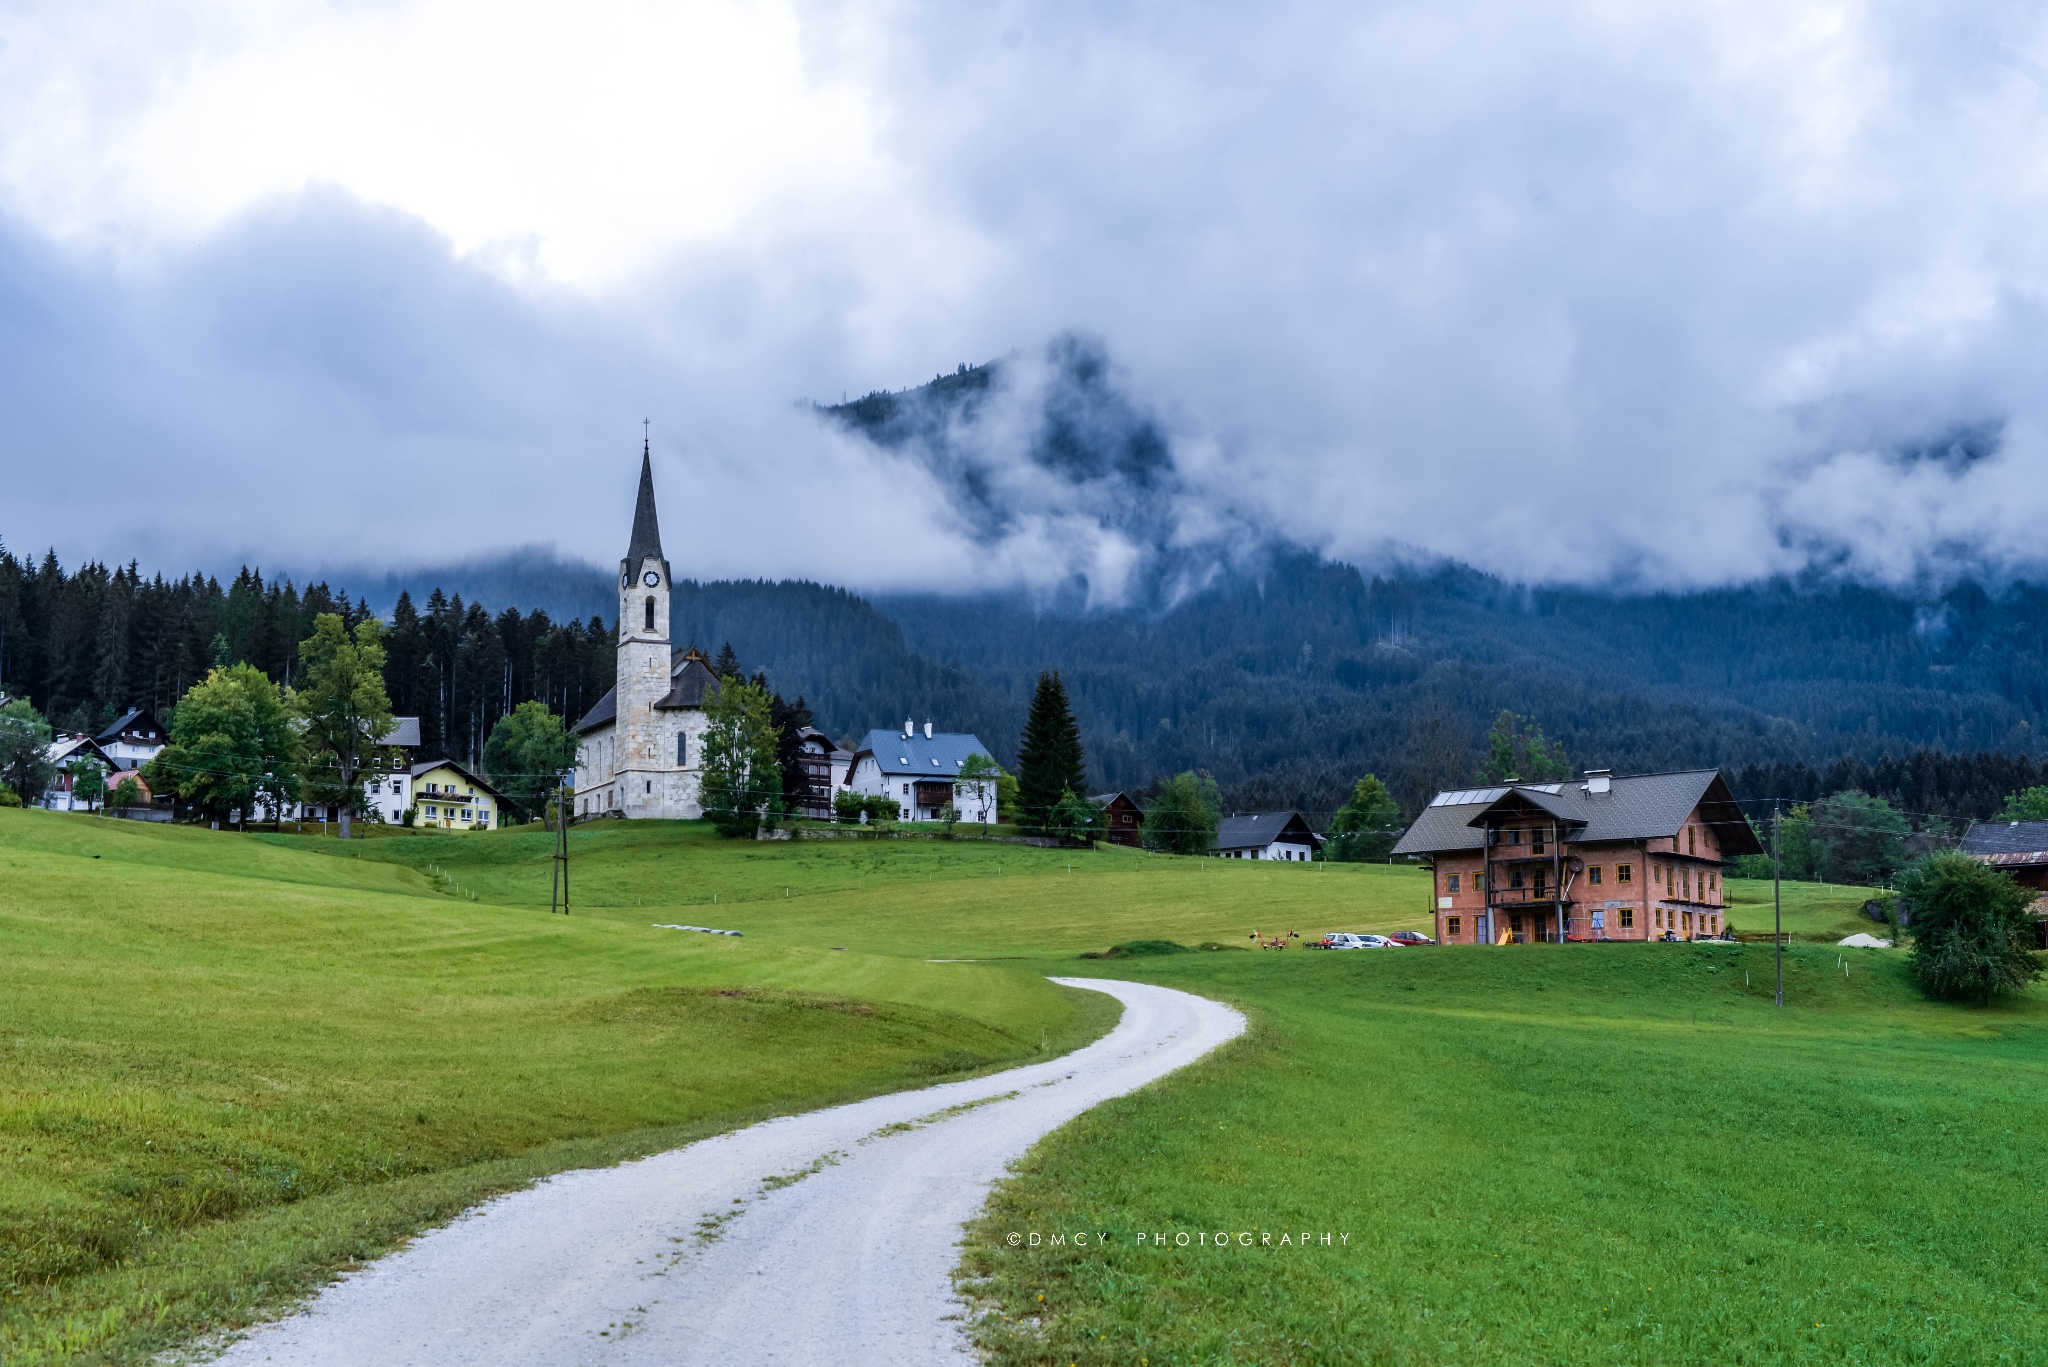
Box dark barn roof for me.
[1960,820,2048,861]
[1215,811,1322,852]
[1391,770,1762,858]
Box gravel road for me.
[207,977,1244,1366]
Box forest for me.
[6,535,2048,826]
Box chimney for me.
[904,717,914,739]
[1584,769,1612,796]
[923,719,933,739]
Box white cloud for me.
[5,0,2048,593]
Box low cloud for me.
[4,1,2048,597]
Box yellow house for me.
[407,760,506,831]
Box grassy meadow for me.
[6,807,2038,1366]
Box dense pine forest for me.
[7,535,2048,825]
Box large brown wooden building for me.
[1391,769,1763,944]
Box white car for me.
[1323,932,1399,949]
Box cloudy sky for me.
[4,0,2047,597]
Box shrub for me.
[1900,851,2043,1004]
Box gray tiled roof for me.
[1960,820,2048,857]
[1391,770,1761,857]
[850,729,994,777]
[1215,811,1321,851]
[573,686,617,735]
[380,716,421,747]
[654,654,722,710]
[406,758,509,803]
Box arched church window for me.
[677,732,688,766]
[644,596,655,631]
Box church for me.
[571,447,725,818]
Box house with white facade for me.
[94,709,167,769]
[39,735,115,810]
[843,720,999,822]
[1214,811,1322,861]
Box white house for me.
[94,709,167,769]
[39,735,115,810]
[1213,811,1323,861]
[271,715,421,824]
[844,720,999,822]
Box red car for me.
[1390,930,1436,946]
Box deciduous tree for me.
[1326,774,1401,862]
[483,701,580,821]
[292,614,395,839]
[1142,771,1221,855]
[699,675,781,837]
[1901,851,2043,1004]
[150,664,298,824]
[0,698,56,805]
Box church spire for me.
[625,434,664,566]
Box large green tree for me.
[0,698,56,806]
[1811,790,1910,885]
[1477,710,1571,783]
[292,614,395,839]
[1326,774,1401,862]
[1900,850,2042,1004]
[149,664,299,824]
[1017,670,1086,834]
[699,675,781,837]
[1142,770,1221,856]
[483,701,581,821]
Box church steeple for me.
[625,437,664,566]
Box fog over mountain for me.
[6,2,2048,600]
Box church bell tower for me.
[616,438,671,815]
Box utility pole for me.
[1773,800,1783,1007]
[551,780,571,915]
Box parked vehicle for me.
[1390,930,1435,946]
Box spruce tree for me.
[1017,670,1085,833]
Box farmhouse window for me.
[1532,830,1546,854]
[1534,870,1547,896]
[1473,873,1485,891]
[1688,826,1697,855]
[1447,874,1461,892]
[1589,866,1603,885]
[1447,916,1462,937]
[424,805,437,817]
[1619,906,1634,929]
[1510,868,1524,889]
[1617,863,1632,882]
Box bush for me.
[0,786,20,808]
[109,777,143,810]
[1900,851,2043,1004]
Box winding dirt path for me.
[208,977,1244,1366]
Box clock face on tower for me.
[642,570,661,587]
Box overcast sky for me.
[4,0,2048,597]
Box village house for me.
[790,726,852,820]
[94,708,167,769]
[38,735,115,810]
[1091,791,1145,847]
[843,720,998,822]
[1213,811,1322,861]
[1391,769,1762,944]
[407,760,505,830]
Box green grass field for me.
[7,808,2037,1366]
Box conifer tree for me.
[1017,670,1085,833]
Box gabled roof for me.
[573,648,726,735]
[1090,791,1144,810]
[654,648,722,710]
[94,708,163,744]
[408,759,509,803]
[381,716,421,748]
[1960,820,2048,858]
[1215,811,1322,851]
[848,729,994,778]
[1391,770,1763,857]
[48,736,114,768]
